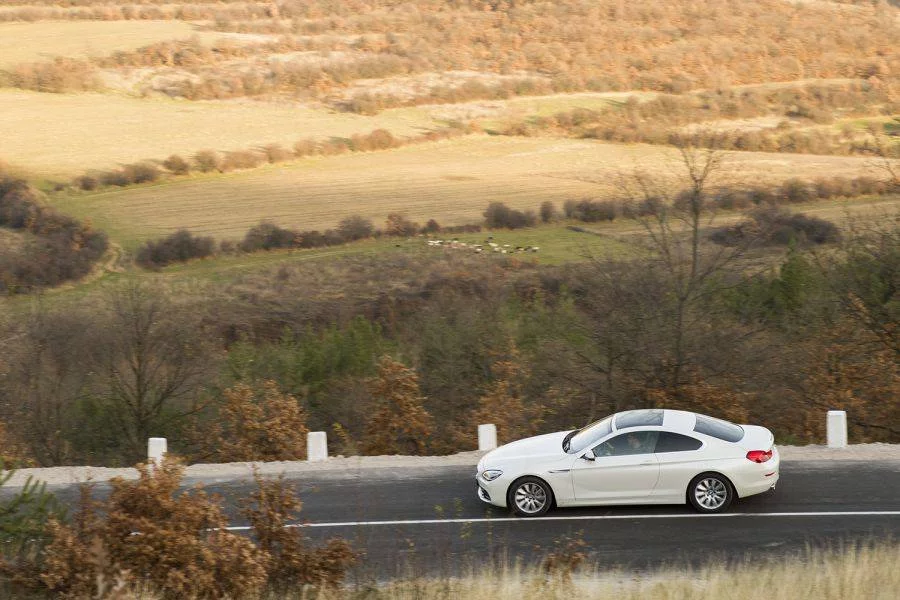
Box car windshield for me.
[564,416,613,454]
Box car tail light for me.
[746,450,773,463]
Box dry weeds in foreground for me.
[81,543,900,599]
[330,544,900,600]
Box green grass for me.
[0,224,631,312]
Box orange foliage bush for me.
[212,380,309,462]
[40,459,268,600]
[30,457,358,598]
[470,347,544,445]
[361,356,434,455]
[241,471,356,589]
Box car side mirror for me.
[580,449,595,461]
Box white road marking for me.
[222,511,900,531]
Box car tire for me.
[687,472,734,513]
[508,476,553,517]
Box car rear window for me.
[615,409,664,430]
[693,415,744,443]
[655,432,703,453]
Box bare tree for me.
[92,284,213,463]
[606,136,765,391]
[2,303,92,465]
[870,127,899,190]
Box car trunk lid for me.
[738,424,775,452]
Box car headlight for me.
[481,469,503,482]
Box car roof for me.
[611,409,696,433]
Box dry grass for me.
[0,228,28,253]
[58,542,900,599]
[0,90,434,176]
[356,543,900,600]
[48,136,890,246]
[0,20,228,67]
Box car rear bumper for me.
[733,446,780,498]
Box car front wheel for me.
[688,472,734,513]
[508,476,553,517]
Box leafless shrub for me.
[162,154,190,175]
[193,149,221,173]
[220,149,265,172]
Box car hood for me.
[481,431,570,467]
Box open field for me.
[0,90,438,177]
[49,136,890,247]
[0,20,232,67]
[4,77,882,177]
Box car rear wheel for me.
[688,472,734,513]
[508,476,553,517]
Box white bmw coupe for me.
[476,409,779,516]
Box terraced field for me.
[51,136,887,248]
[0,20,218,67]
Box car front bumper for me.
[475,473,509,508]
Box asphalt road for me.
[30,459,900,579]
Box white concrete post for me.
[827,410,848,448]
[147,437,167,467]
[307,431,328,462]
[478,424,497,451]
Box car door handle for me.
[639,461,655,466]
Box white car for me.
[476,409,779,516]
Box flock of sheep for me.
[425,238,540,254]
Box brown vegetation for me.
[501,81,899,157]
[470,346,544,445]
[4,0,897,112]
[19,457,355,599]
[242,471,356,589]
[361,356,434,455]
[211,381,309,462]
[75,125,471,191]
[0,176,108,293]
[136,229,215,269]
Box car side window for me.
[593,431,659,457]
[655,432,703,453]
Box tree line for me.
[2,203,896,471]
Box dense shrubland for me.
[2,0,897,110]
[499,82,900,157]
[0,175,108,293]
[1,203,896,467]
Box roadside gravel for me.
[3,444,898,488]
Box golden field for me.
[0,90,436,177]
[0,20,228,67]
[50,135,893,247]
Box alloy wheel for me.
[514,482,548,514]
[694,477,728,510]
